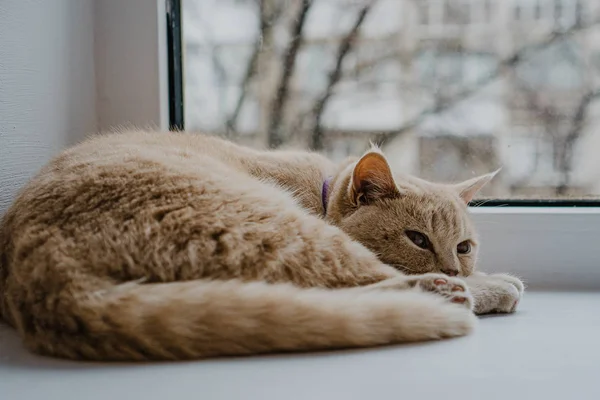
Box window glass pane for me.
[181,0,600,199]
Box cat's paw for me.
[492,273,525,295]
[489,273,525,313]
[362,274,473,310]
[411,274,474,311]
[464,273,525,315]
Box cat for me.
[0,130,523,361]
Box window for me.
[514,40,584,90]
[575,0,584,25]
[553,0,581,27]
[418,2,430,25]
[484,0,493,23]
[534,0,542,20]
[514,4,523,21]
[443,0,470,25]
[554,0,564,22]
[417,49,465,88]
[178,0,600,200]
[170,0,600,287]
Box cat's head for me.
[326,148,497,277]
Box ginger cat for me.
[0,130,523,361]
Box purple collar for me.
[322,177,332,216]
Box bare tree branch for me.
[267,0,313,148]
[225,0,283,136]
[374,22,599,147]
[309,0,376,150]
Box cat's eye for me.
[457,241,471,254]
[406,230,430,250]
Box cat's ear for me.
[454,169,500,204]
[350,152,400,205]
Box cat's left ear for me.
[454,169,501,204]
[350,151,400,205]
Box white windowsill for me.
[1,291,598,400]
[471,207,600,290]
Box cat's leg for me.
[359,274,474,311]
[462,272,525,314]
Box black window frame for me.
[166,0,184,131]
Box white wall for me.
[0,0,168,215]
[0,0,97,214]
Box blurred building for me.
[183,0,600,197]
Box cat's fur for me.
[0,130,523,361]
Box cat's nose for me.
[441,268,458,276]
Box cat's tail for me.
[25,279,476,361]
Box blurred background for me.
[181,0,600,198]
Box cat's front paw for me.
[362,274,473,310]
[464,273,525,315]
[494,273,525,296]
[411,274,474,311]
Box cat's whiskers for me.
[391,263,422,275]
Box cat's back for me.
[54,130,253,170]
[0,130,331,241]
[53,129,334,195]
[50,129,327,177]
[0,131,251,240]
